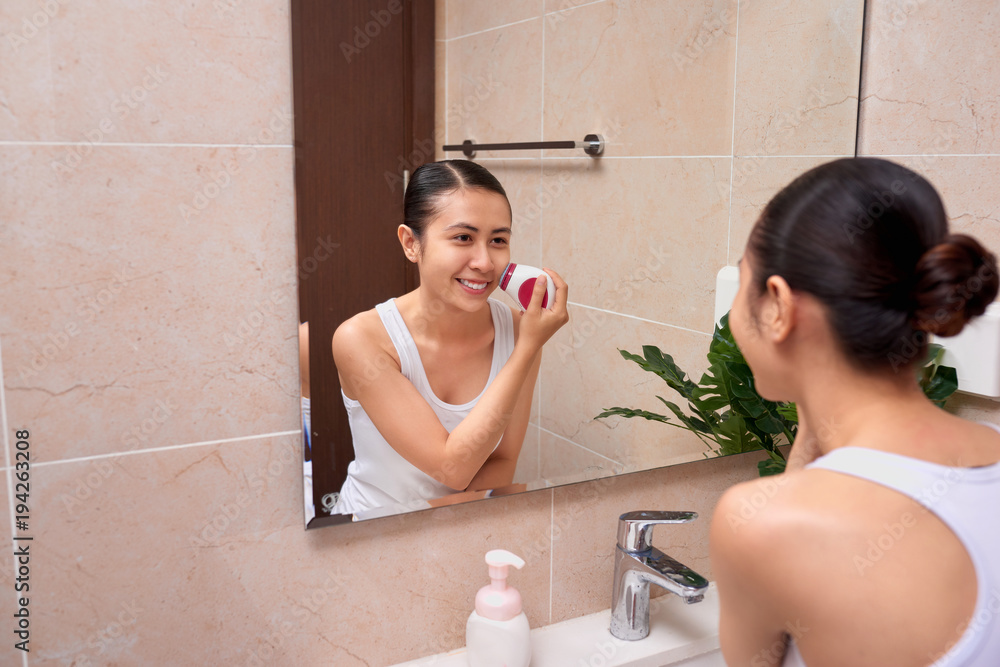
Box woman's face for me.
[730,254,779,399]
[413,188,512,312]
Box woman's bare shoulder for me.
[332,309,389,359]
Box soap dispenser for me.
[466,549,530,667]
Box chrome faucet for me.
[610,511,710,641]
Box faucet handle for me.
[617,510,698,552]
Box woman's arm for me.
[465,347,541,491]
[334,271,568,490]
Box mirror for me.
[299,0,866,526]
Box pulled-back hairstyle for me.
[403,160,510,241]
[747,157,998,370]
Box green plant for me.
[596,313,959,477]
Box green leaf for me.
[758,458,786,476]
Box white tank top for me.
[784,423,1000,667]
[333,298,515,516]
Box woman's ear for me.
[763,275,796,343]
[398,225,419,263]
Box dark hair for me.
[403,160,511,241]
[747,157,998,370]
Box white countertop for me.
[392,584,721,667]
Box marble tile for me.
[41,1,292,145]
[476,158,544,268]
[0,145,300,462]
[435,39,448,161]
[31,433,555,664]
[733,0,863,157]
[540,306,716,468]
[728,156,839,265]
[539,429,620,482]
[513,423,541,484]
[542,157,730,332]
[544,0,737,157]
[436,0,447,41]
[858,0,1000,155]
[550,449,768,622]
[446,0,542,40]
[446,19,542,160]
[0,0,57,140]
[890,156,1000,261]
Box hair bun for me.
[911,234,999,336]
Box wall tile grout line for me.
[444,15,539,43]
[0,141,293,149]
[0,340,29,667]
[32,430,301,470]
[536,426,622,466]
[725,0,744,267]
[567,301,714,337]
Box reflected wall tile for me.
[550,449,768,622]
[540,306,714,467]
[446,0,542,40]
[539,429,619,482]
[477,158,544,268]
[435,39,448,161]
[858,1,1000,155]
[514,424,541,483]
[0,145,300,462]
[446,19,542,159]
[46,1,292,144]
[542,157,730,332]
[728,156,836,264]
[733,0,862,156]
[544,0,737,157]
[891,156,1000,259]
[0,1,57,140]
[436,0,447,41]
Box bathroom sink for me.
[392,584,722,667]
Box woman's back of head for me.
[747,157,999,371]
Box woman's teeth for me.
[459,279,487,290]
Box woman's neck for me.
[396,287,493,347]
[794,362,933,458]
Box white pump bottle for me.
[465,549,531,667]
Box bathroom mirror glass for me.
[298,0,866,527]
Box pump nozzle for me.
[476,550,525,621]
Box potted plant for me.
[596,313,959,476]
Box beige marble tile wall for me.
[440,0,862,480]
[858,0,1000,424]
[0,0,767,664]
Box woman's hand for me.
[516,268,569,351]
[785,412,824,472]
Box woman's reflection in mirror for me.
[330,160,569,515]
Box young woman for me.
[331,160,568,515]
[711,158,1000,666]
